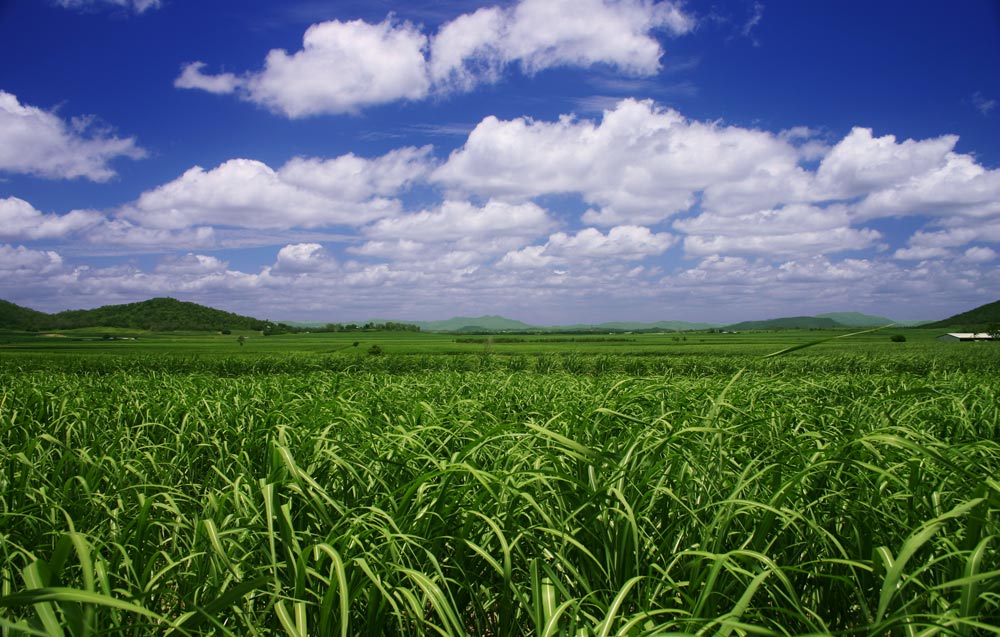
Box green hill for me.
[814,312,931,327]
[925,299,1000,330]
[0,300,54,331]
[415,315,536,332]
[0,297,266,332]
[725,316,841,331]
[586,320,722,332]
[815,312,895,327]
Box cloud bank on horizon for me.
[1,0,998,323]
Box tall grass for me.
[1,355,998,635]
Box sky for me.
[1,0,999,324]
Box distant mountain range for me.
[406,316,722,332]
[2,297,995,333]
[412,315,537,332]
[407,312,933,332]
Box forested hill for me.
[724,316,841,331]
[0,298,266,332]
[925,299,1000,329]
[0,300,52,331]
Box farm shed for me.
[936,332,995,342]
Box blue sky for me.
[1,0,998,324]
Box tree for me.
[987,323,1000,340]
[237,335,246,346]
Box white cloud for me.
[242,18,430,118]
[180,1,694,116]
[364,199,554,242]
[684,227,882,259]
[774,257,880,284]
[741,2,764,39]
[0,197,104,240]
[892,218,1000,261]
[856,151,1000,220]
[435,100,1000,275]
[0,196,220,252]
[119,149,429,230]
[675,204,882,258]
[0,244,64,274]
[436,99,801,224]
[502,0,692,74]
[52,0,161,13]
[154,253,229,275]
[85,219,217,250]
[174,62,241,95]
[972,92,997,116]
[892,246,951,260]
[962,246,997,263]
[279,146,433,198]
[0,90,145,181]
[499,225,673,269]
[430,0,693,89]
[815,127,959,200]
[121,160,337,229]
[274,242,334,272]
[348,239,425,260]
[497,244,555,269]
[428,7,507,91]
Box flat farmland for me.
[1,334,998,635]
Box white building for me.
[936,333,995,342]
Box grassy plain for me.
[1,329,998,635]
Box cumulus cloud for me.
[0,244,64,274]
[364,199,554,243]
[0,90,145,181]
[174,62,241,95]
[427,7,507,91]
[436,99,803,224]
[430,0,693,89]
[893,246,951,261]
[118,148,432,230]
[815,127,960,200]
[154,253,228,275]
[685,228,882,259]
[433,99,1000,269]
[85,219,217,250]
[0,197,104,240]
[245,18,431,118]
[962,246,997,263]
[497,245,556,270]
[856,151,1000,220]
[179,0,694,117]
[675,204,883,258]
[274,242,334,272]
[892,217,1000,262]
[435,100,1000,228]
[120,160,338,229]
[500,225,674,268]
[279,146,433,198]
[52,0,161,13]
[0,196,219,252]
